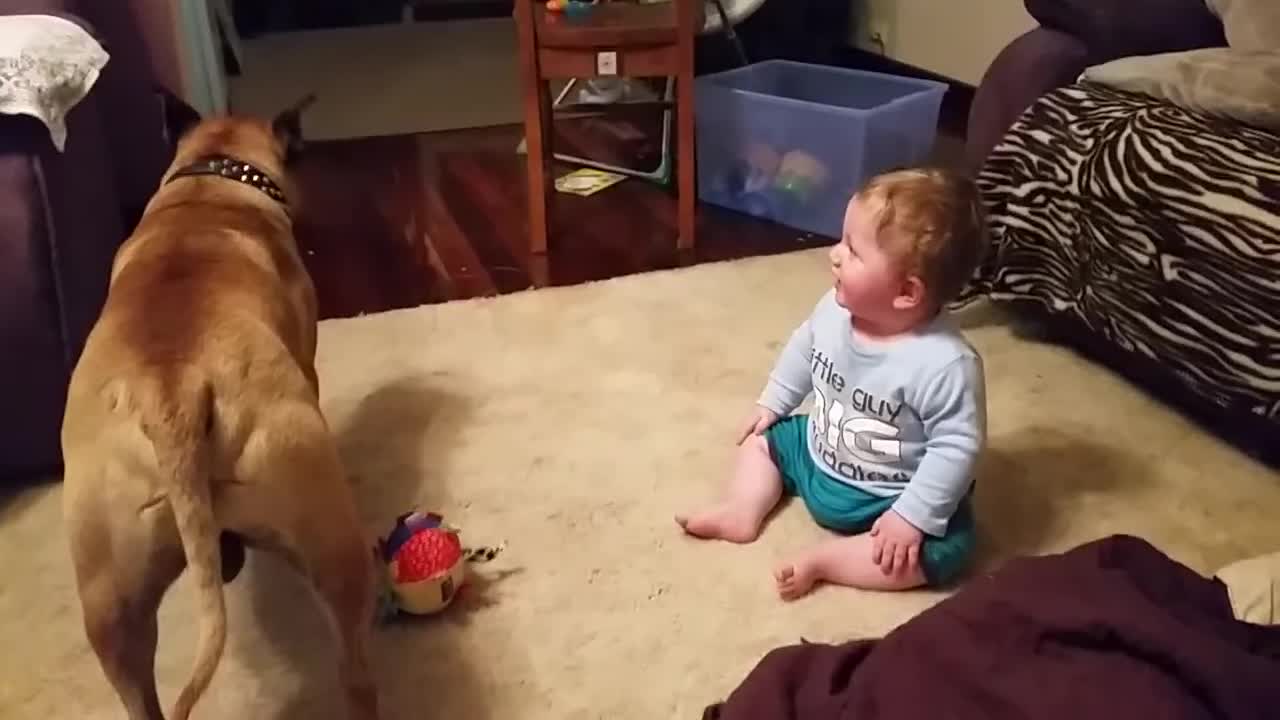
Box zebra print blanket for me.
[965,81,1280,429]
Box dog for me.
[61,97,380,720]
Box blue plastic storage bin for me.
[694,60,947,239]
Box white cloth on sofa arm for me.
[1081,48,1280,134]
[0,14,109,152]
[1216,551,1279,625]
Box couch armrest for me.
[0,0,94,37]
[0,21,125,478]
[965,28,1089,173]
[1023,0,1226,64]
[1,0,173,217]
[74,0,174,214]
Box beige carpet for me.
[4,249,1279,718]
[229,19,523,140]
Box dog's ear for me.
[271,93,316,160]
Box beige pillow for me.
[1215,552,1280,625]
[1206,0,1280,50]
[1082,47,1280,133]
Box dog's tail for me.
[141,377,226,720]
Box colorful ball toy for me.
[375,511,503,618]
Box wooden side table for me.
[514,0,702,254]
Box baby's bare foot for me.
[773,558,820,601]
[675,504,761,543]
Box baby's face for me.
[828,195,911,319]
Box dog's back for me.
[68,113,321,508]
[59,109,383,720]
[86,210,317,409]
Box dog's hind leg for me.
[303,507,381,720]
[224,405,381,720]
[68,494,185,720]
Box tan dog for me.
[61,100,380,720]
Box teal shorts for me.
[764,414,976,586]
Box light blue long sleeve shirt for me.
[757,290,986,537]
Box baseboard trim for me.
[412,0,513,21]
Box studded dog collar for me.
[166,156,288,204]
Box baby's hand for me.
[736,405,780,445]
[869,510,923,577]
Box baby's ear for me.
[894,275,927,311]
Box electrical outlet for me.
[867,19,891,55]
[597,51,618,76]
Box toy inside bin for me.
[694,60,947,239]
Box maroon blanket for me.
[705,535,1280,720]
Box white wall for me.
[849,0,1037,85]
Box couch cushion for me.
[1205,0,1280,50]
[1024,0,1226,62]
[971,80,1280,445]
[1082,47,1280,134]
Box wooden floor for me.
[292,116,966,320]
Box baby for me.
[677,167,988,599]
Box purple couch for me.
[961,1,1280,463]
[966,0,1227,172]
[1,1,176,481]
